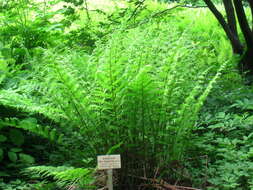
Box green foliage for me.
[24,165,95,189]
[11,7,234,186]
[9,129,24,146]
[0,179,35,190]
[0,117,62,142]
[0,0,81,64]
[183,81,253,189]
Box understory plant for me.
[185,85,253,189]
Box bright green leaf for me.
[19,153,35,164]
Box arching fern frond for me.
[0,89,63,122]
[24,166,95,189]
[0,117,63,143]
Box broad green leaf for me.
[0,59,8,85]
[10,148,22,152]
[106,142,123,155]
[0,171,10,177]
[19,153,35,164]
[9,129,24,146]
[19,118,37,130]
[50,129,56,141]
[8,151,17,162]
[0,148,3,161]
[0,135,7,142]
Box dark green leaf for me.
[10,148,22,152]
[0,171,10,177]
[0,148,3,161]
[0,135,7,142]
[8,151,17,162]
[9,129,24,146]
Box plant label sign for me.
[97,154,121,170]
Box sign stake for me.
[107,169,113,190]
[97,154,121,190]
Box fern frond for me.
[0,89,63,122]
[25,166,95,188]
[0,117,63,143]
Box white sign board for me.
[97,154,121,170]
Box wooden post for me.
[107,169,113,190]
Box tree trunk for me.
[239,48,253,76]
[223,0,240,53]
[223,0,237,35]
[203,0,244,54]
[233,0,253,49]
[204,0,253,77]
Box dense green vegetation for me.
[1,0,253,189]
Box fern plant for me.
[17,12,234,184]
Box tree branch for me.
[84,0,91,21]
[223,0,239,53]
[129,175,203,190]
[128,0,146,21]
[150,4,207,18]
